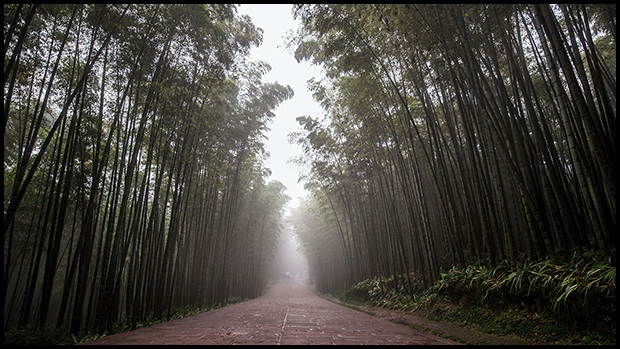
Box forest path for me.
[80,277,458,345]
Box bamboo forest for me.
[3,3,616,345]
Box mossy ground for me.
[416,292,614,345]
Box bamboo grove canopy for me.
[287,4,615,294]
[4,4,292,335]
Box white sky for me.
[237,4,323,213]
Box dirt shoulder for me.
[320,295,541,345]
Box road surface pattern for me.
[82,278,459,345]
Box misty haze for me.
[3,3,615,346]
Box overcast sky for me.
[237,4,323,213]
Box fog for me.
[271,225,308,280]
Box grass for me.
[421,294,576,344]
[338,247,616,345]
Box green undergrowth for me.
[339,247,615,345]
[3,296,250,345]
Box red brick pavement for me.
[80,278,460,345]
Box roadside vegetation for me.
[338,248,616,345]
[3,297,249,345]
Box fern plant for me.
[430,248,615,325]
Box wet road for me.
[81,278,459,345]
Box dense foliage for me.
[340,248,616,344]
[4,4,291,337]
[289,4,615,297]
[430,248,616,322]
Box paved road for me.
[81,278,459,345]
